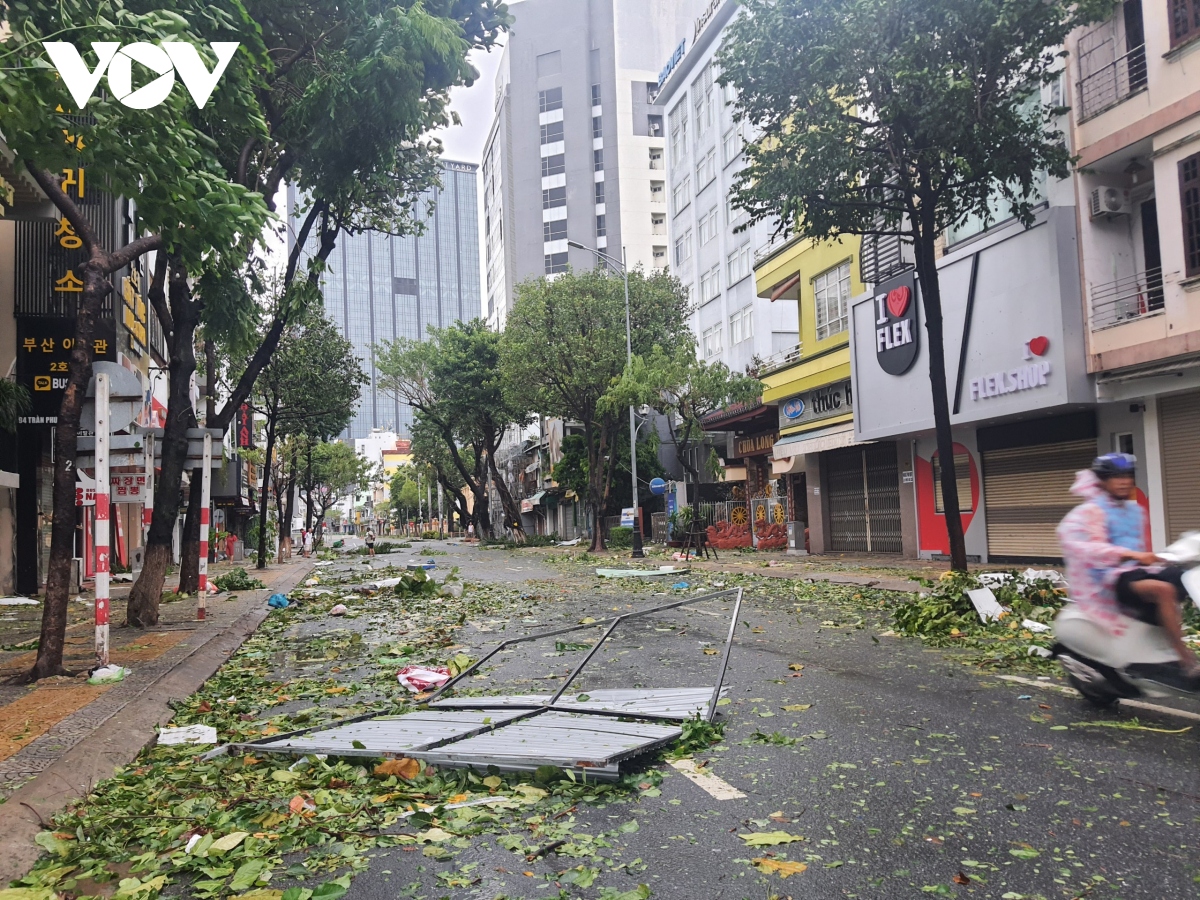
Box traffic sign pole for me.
[94,373,110,668]
[198,432,211,621]
[143,432,154,543]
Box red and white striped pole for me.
[142,432,154,543]
[94,373,110,667]
[198,431,211,620]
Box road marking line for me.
[670,759,746,800]
[997,674,1200,722]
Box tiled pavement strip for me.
[0,556,314,799]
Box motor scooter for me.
[1053,532,1200,707]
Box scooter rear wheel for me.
[1057,652,1123,709]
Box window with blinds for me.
[1181,151,1200,278]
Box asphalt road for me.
[341,542,1200,900]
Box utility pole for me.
[567,240,645,557]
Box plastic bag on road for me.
[397,665,452,692]
[88,664,129,684]
[267,593,290,609]
[158,724,218,745]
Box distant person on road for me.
[1058,453,1199,675]
[303,529,314,557]
[365,528,376,557]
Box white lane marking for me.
[670,759,746,800]
[997,674,1200,722]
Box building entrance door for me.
[825,443,902,553]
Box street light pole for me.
[567,240,645,558]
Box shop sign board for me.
[968,337,1053,402]
[873,270,919,376]
[16,317,117,423]
[734,431,778,458]
[779,379,854,430]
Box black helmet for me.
[1092,452,1136,480]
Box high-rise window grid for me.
[539,87,563,113]
[545,252,568,275]
[594,148,604,171]
[591,83,601,106]
[540,120,564,145]
[674,229,693,266]
[702,324,722,358]
[668,102,688,166]
[727,243,753,284]
[595,181,605,205]
[592,115,603,139]
[672,177,691,216]
[596,214,607,238]
[730,304,754,345]
[814,261,851,341]
[692,63,715,140]
[543,218,567,243]
[543,186,566,209]
[723,126,743,166]
[698,206,718,245]
[542,154,565,177]
[696,148,716,189]
[698,264,720,304]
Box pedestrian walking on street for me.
[303,529,314,558]
[365,528,376,557]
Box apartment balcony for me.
[1089,266,1164,330]
[757,342,803,377]
[1077,11,1147,122]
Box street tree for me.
[501,267,690,551]
[302,441,373,544]
[128,0,509,622]
[410,418,473,533]
[0,4,271,676]
[250,311,365,569]
[376,323,520,539]
[0,381,30,434]
[623,346,760,485]
[719,0,1108,571]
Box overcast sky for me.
[435,46,505,165]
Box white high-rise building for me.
[482,0,710,331]
[655,0,799,373]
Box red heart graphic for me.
[1028,336,1050,357]
[886,286,911,319]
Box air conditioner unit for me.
[1089,185,1132,219]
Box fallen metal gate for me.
[233,589,742,779]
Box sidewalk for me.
[0,555,313,885]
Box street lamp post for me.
[567,240,645,558]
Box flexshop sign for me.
[969,337,1053,402]
[43,41,240,110]
[874,270,919,376]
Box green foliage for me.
[719,0,1112,243]
[0,379,31,433]
[608,526,633,549]
[480,533,561,548]
[352,540,410,555]
[213,568,267,592]
[893,571,1066,640]
[666,715,726,759]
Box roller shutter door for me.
[825,443,902,553]
[1160,392,1200,542]
[981,438,1096,560]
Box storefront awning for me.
[771,423,873,460]
[527,490,546,507]
[771,456,805,476]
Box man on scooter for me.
[1058,453,1200,678]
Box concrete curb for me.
[0,563,311,886]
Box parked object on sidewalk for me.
[329,604,349,616]
[397,665,453,692]
[233,589,742,780]
[157,724,218,745]
[87,664,128,684]
[267,594,290,609]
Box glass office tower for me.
[289,160,481,441]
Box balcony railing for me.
[1090,266,1164,330]
[1078,42,1147,120]
[757,342,803,376]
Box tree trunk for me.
[486,448,525,541]
[282,445,297,544]
[304,444,314,532]
[128,261,199,626]
[177,470,202,594]
[914,213,967,572]
[257,414,277,570]
[28,260,108,680]
[586,424,606,553]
